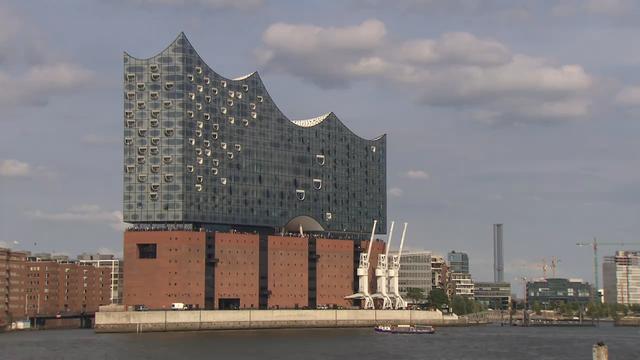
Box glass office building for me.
[123,33,386,236]
[447,251,469,274]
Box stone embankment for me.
[95,309,467,333]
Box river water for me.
[1,324,638,360]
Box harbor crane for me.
[576,238,640,300]
[388,222,408,310]
[371,221,395,309]
[345,220,378,309]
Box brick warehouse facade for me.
[1,248,114,328]
[123,231,385,310]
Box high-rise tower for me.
[493,224,504,283]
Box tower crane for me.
[345,220,378,309]
[388,222,408,310]
[576,238,640,300]
[371,221,394,309]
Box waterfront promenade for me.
[95,309,463,333]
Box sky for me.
[1,0,640,287]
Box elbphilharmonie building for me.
[123,33,386,236]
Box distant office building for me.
[474,282,511,310]
[493,224,504,283]
[431,254,446,289]
[0,248,29,328]
[448,251,469,274]
[77,253,123,305]
[394,251,432,302]
[451,272,474,298]
[603,251,640,305]
[526,278,592,308]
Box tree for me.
[406,287,426,304]
[451,295,469,315]
[427,288,449,309]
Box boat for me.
[374,325,436,334]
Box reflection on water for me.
[1,324,639,360]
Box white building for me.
[392,251,432,303]
[603,251,640,305]
[451,272,474,298]
[77,253,123,304]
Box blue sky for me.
[1,0,640,286]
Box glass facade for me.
[123,33,386,235]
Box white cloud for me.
[128,0,263,10]
[615,86,640,107]
[388,187,404,197]
[406,170,431,180]
[0,159,32,177]
[0,5,94,110]
[257,19,593,124]
[26,204,125,232]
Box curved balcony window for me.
[138,129,147,137]
[125,111,134,119]
[164,128,174,137]
[124,137,133,146]
[205,96,211,103]
[165,82,174,90]
[316,154,325,165]
[189,92,195,100]
[236,92,242,99]
[150,119,159,128]
[136,83,145,91]
[249,103,256,110]
[371,146,376,153]
[250,112,257,119]
[212,124,219,131]
[150,147,159,155]
[197,85,203,93]
[242,119,249,127]
[325,212,332,221]
[196,176,203,184]
[188,138,195,145]
[228,117,235,124]
[163,156,172,164]
[126,92,135,100]
[227,152,234,159]
[137,101,145,109]
[137,174,147,182]
[212,132,218,140]
[220,142,227,150]
[257,95,264,103]
[136,156,145,164]
[138,147,147,155]
[151,137,160,146]
[211,168,218,175]
[204,113,210,120]
[196,103,202,110]
[150,92,159,100]
[187,165,194,173]
[221,80,227,88]
[187,111,194,118]
[203,140,210,148]
[197,121,203,129]
[126,73,135,81]
[125,165,135,173]
[151,110,160,119]
[150,64,159,72]
[150,183,160,192]
[228,90,235,98]
[197,157,203,165]
[235,144,241,152]
[220,107,227,114]
[126,119,135,128]
[195,129,202,137]
[212,87,218,95]
[296,189,305,201]
[163,100,172,108]
[226,99,234,107]
[149,192,158,201]
[150,165,160,173]
[242,84,249,92]
[313,179,322,190]
[151,73,160,81]
[212,159,219,167]
[195,148,202,156]
[164,174,174,183]
[195,184,203,192]
[205,149,211,157]
[204,77,210,84]
[187,74,194,82]
[195,66,202,74]
[221,178,227,185]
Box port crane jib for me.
[371,221,395,309]
[388,222,408,310]
[345,220,378,309]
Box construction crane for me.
[371,221,394,309]
[551,256,560,278]
[345,220,378,309]
[576,238,640,300]
[388,222,408,310]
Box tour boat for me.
[374,325,436,334]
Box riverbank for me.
[95,309,475,333]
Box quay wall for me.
[95,310,462,333]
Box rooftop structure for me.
[447,251,469,274]
[123,33,386,236]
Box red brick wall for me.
[123,231,206,309]
[1,249,29,325]
[316,238,354,308]
[214,232,259,309]
[267,236,308,309]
